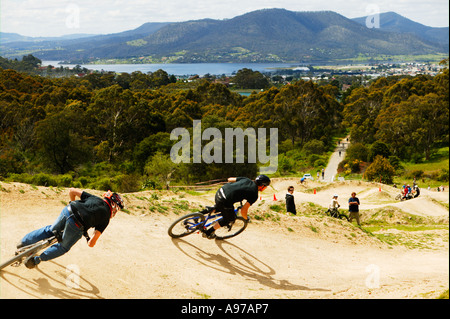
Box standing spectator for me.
[317,170,320,180]
[285,186,296,215]
[321,168,325,180]
[413,185,420,198]
[348,192,361,226]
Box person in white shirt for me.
[328,194,340,217]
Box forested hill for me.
[0,62,448,190]
[2,9,447,63]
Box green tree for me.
[36,109,92,174]
[343,87,383,144]
[87,85,136,162]
[233,68,270,89]
[22,54,42,68]
[364,155,396,184]
[368,141,391,162]
[144,152,178,189]
[346,142,369,162]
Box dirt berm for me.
[0,179,448,299]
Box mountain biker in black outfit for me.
[202,175,271,239]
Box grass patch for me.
[438,289,449,299]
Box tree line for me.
[0,57,448,191]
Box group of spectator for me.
[285,186,361,226]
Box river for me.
[42,61,303,76]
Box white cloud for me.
[1,0,448,37]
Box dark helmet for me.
[103,190,124,209]
[255,175,271,187]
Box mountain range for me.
[1,9,448,64]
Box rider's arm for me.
[228,177,237,183]
[88,230,101,247]
[69,188,83,201]
[240,202,251,220]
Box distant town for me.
[4,53,446,91]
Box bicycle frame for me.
[0,236,58,271]
[187,206,242,232]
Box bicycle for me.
[0,232,60,271]
[168,203,248,240]
[395,192,416,201]
[324,207,349,221]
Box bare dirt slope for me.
[0,179,448,299]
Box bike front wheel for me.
[0,237,57,271]
[215,216,248,240]
[168,212,205,238]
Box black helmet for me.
[255,175,271,187]
[103,190,124,209]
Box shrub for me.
[437,168,449,182]
[341,159,363,174]
[364,155,396,184]
[278,154,293,174]
[346,143,369,162]
[93,177,114,191]
[308,154,320,166]
[56,174,73,187]
[32,173,58,187]
[314,158,327,168]
[405,169,424,180]
[388,155,402,170]
[6,173,33,184]
[114,174,142,193]
[78,176,89,187]
[302,139,325,155]
[368,141,391,162]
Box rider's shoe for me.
[202,228,216,239]
[24,256,40,269]
[206,232,216,239]
[200,206,215,215]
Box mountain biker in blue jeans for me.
[18,188,124,269]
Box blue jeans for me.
[20,206,83,264]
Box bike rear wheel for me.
[168,212,205,238]
[215,216,248,240]
[338,213,349,221]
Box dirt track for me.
[0,178,448,299]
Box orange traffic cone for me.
[273,194,277,201]
[314,189,316,194]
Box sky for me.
[1,0,449,37]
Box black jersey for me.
[220,177,259,206]
[70,191,111,233]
